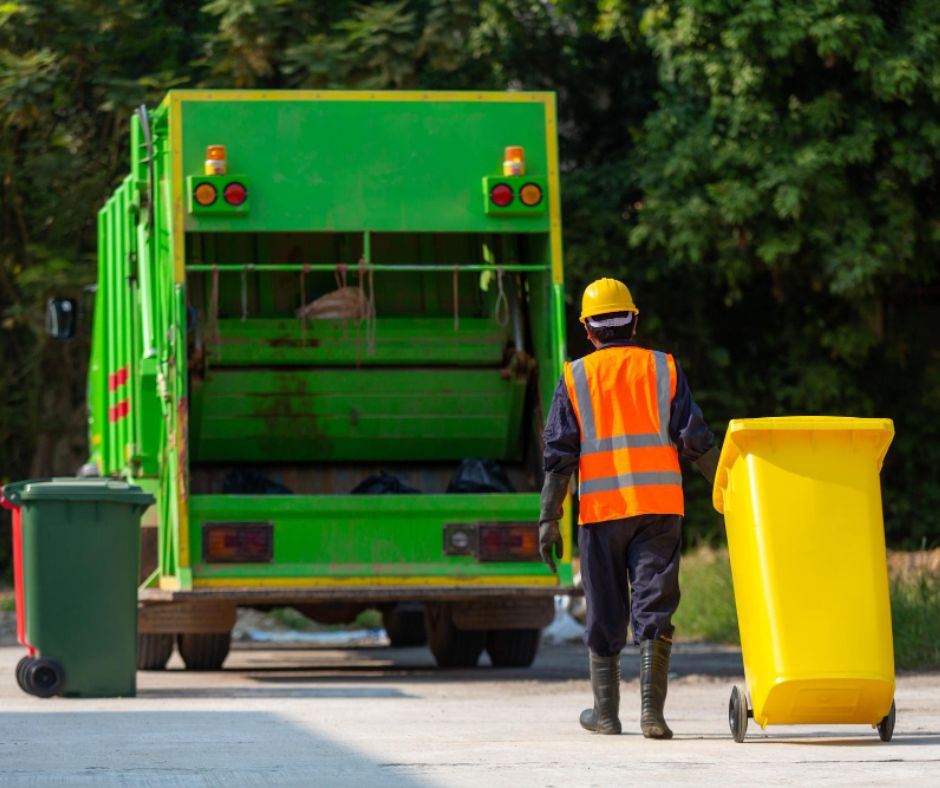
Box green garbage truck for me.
[51,90,573,670]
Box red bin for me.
[1,487,32,655]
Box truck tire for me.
[177,632,231,671]
[382,603,427,647]
[486,628,541,668]
[138,633,174,670]
[425,603,484,668]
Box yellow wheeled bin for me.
[713,417,896,742]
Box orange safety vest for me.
[563,346,683,524]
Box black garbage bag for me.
[222,469,292,495]
[351,471,420,494]
[446,459,515,494]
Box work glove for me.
[538,471,569,574]
[693,446,721,486]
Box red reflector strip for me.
[108,365,130,392]
[202,522,274,563]
[108,399,130,423]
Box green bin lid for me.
[1,478,44,507]
[16,478,154,506]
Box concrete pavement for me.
[0,641,937,786]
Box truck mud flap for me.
[450,596,554,631]
[139,600,236,634]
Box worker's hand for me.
[693,446,720,486]
[538,471,570,574]
[539,520,563,574]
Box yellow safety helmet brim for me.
[579,277,639,323]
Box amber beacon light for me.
[205,144,227,176]
[503,145,525,176]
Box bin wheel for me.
[424,603,485,668]
[15,656,33,693]
[382,604,427,647]
[486,628,541,668]
[729,685,749,743]
[23,657,64,698]
[877,700,896,742]
[177,632,231,671]
[138,633,175,671]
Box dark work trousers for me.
[578,514,682,657]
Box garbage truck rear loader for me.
[85,91,574,669]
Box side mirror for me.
[46,297,77,340]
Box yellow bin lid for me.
[713,416,894,513]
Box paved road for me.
[0,641,937,786]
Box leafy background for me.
[2,1,939,570]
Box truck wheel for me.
[177,632,231,671]
[15,656,33,693]
[138,633,175,670]
[486,628,541,668]
[425,603,484,668]
[24,657,64,698]
[382,603,427,647]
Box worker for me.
[538,277,719,738]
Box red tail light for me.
[478,523,540,562]
[490,183,514,207]
[443,521,541,562]
[223,182,248,206]
[202,521,273,563]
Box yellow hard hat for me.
[579,278,638,323]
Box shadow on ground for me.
[749,731,940,748]
[212,641,745,686]
[0,711,422,786]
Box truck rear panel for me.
[90,92,573,641]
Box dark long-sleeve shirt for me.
[543,339,715,477]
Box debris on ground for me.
[543,596,585,645]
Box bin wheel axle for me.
[729,685,749,743]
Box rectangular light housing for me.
[443,521,540,562]
[202,521,273,563]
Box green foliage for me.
[891,571,940,671]
[2,0,940,576]
[672,547,739,643]
[634,0,940,300]
[623,0,940,547]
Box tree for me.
[2,0,938,554]
[629,0,940,544]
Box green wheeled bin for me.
[2,478,153,697]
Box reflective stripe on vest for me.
[564,348,684,523]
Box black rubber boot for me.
[579,653,622,734]
[640,638,673,739]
